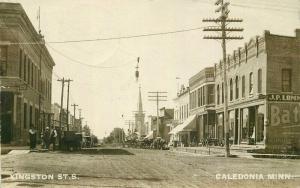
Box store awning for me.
[145,131,153,139]
[168,115,196,135]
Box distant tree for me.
[104,128,125,143]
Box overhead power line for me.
[8,26,207,45]
[231,3,299,12]
[47,44,136,69]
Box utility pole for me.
[57,78,65,149]
[78,108,83,132]
[203,0,243,157]
[71,103,78,129]
[148,91,167,137]
[65,79,73,131]
[57,78,65,131]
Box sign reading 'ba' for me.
[270,103,300,126]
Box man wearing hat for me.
[43,127,50,149]
[49,126,58,151]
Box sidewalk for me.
[1,144,46,155]
[171,146,300,159]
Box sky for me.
[6,0,300,138]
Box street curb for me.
[171,147,300,159]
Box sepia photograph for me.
[0,0,300,187]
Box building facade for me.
[214,29,300,152]
[189,67,215,143]
[173,85,189,125]
[158,107,174,142]
[0,3,55,145]
[170,85,190,145]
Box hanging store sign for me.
[267,94,300,102]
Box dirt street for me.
[1,148,300,188]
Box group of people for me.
[28,125,58,151]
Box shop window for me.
[282,69,292,92]
[249,72,253,95]
[24,103,27,128]
[0,46,8,76]
[230,78,233,101]
[29,105,33,127]
[257,69,262,93]
[235,76,239,99]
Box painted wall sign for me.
[267,94,300,102]
[269,103,300,126]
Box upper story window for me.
[207,84,214,104]
[217,84,220,105]
[19,49,23,78]
[257,69,262,93]
[0,46,8,76]
[242,75,245,98]
[282,69,292,92]
[24,55,27,82]
[200,87,203,106]
[222,82,224,103]
[197,88,201,107]
[235,76,239,99]
[186,104,189,117]
[249,72,253,95]
[230,78,233,101]
[202,86,205,105]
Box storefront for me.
[197,110,216,141]
[169,115,197,147]
[216,102,266,146]
[0,92,14,143]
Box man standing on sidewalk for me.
[29,124,37,150]
[43,127,51,149]
[49,126,58,151]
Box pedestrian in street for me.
[49,126,58,151]
[29,124,37,150]
[43,127,51,149]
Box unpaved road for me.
[1,148,300,188]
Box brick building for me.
[0,3,55,145]
[189,67,215,143]
[214,29,300,152]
